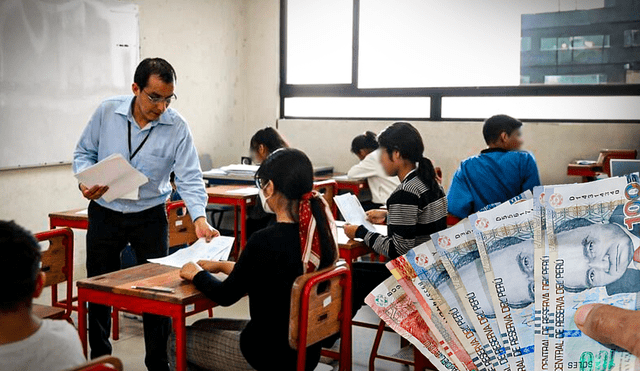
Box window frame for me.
[279,0,640,123]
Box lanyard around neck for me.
[128,120,154,161]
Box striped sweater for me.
[355,169,447,259]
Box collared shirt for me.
[447,148,541,219]
[73,95,207,220]
[347,149,400,204]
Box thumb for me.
[575,303,640,357]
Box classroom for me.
[0,0,639,371]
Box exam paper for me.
[74,153,148,203]
[148,236,234,268]
[225,187,259,196]
[334,193,376,232]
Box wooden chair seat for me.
[33,303,66,319]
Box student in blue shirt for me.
[73,58,218,371]
[447,114,541,219]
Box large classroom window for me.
[280,0,640,122]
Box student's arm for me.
[447,168,474,219]
[355,190,420,259]
[347,153,378,180]
[173,124,208,222]
[189,240,255,306]
[521,152,542,192]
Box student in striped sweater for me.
[343,121,448,312]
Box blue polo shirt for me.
[73,95,207,220]
[447,148,541,218]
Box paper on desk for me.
[334,193,376,232]
[220,164,259,173]
[148,236,234,268]
[225,187,259,196]
[332,174,350,181]
[202,169,227,177]
[74,153,148,203]
[76,209,88,215]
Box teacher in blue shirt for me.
[73,58,218,371]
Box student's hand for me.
[574,303,640,357]
[194,217,220,242]
[366,209,387,224]
[343,224,359,240]
[197,260,235,275]
[80,184,109,200]
[180,261,204,282]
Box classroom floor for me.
[37,286,418,371]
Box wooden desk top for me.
[49,208,89,221]
[76,263,211,305]
[206,185,258,199]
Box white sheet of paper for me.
[220,164,259,173]
[336,224,388,244]
[225,187,259,196]
[334,193,377,232]
[74,153,148,203]
[202,169,227,177]
[76,209,88,215]
[147,236,235,268]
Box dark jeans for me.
[86,201,171,371]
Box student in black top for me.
[343,122,448,314]
[171,148,339,371]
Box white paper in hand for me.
[148,236,235,268]
[74,153,148,202]
[334,193,376,232]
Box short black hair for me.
[250,127,289,154]
[0,220,41,311]
[482,114,523,145]
[134,58,177,91]
[351,131,379,154]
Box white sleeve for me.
[347,153,378,179]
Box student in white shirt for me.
[347,131,400,210]
[0,221,86,371]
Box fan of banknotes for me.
[366,173,640,371]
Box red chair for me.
[313,179,339,218]
[289,261,352,371]
[65,355,123,371]
[34,228,75,322]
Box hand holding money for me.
[575,303,640,357]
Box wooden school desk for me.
[76,263,218,371]
[49,208,89,230]
[206,185,257,255]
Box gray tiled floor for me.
[36,283,418,371]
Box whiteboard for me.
[0,0,139,169]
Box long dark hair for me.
[351,131,379,154]
[250,127,289,154]
[377,122,440,191]
[255,148,336,270]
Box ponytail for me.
[308,196,338,269]
[417,157,441,194]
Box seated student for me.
[343,122,448,311]
[447,114,541,219]
[246,127,290,236]
[249,126,289,165]
[0,220,86,371]
[347,131,401,210]
[170,148,339,371]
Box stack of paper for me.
[148,236,235,268]
[74,153,148,202]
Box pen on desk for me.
[131,285,175,293]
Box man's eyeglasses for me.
[144,90,177,105]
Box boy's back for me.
[447,114,541,218]
[0,319,85,371]
[447,148,540,218]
